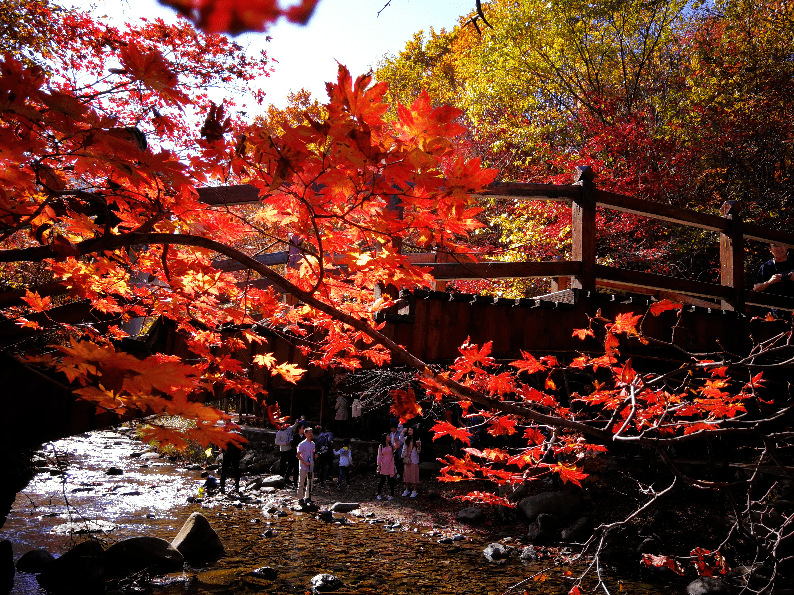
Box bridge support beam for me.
[572,166,597,292]
[720,201,745,312]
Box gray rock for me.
[1,540,12,594]
[248,566,278,579]
[457,507,484,523]
[106,467,123,476]
[520,545,538,561]
[517,492,582,522]
[329,502,359,513]
[482,543,513,563]
[171,512,225,563]
[687,577,732,594]
[310,573,343,592]
[561,516,593,542]
[104,537,184,579]
[16,549,55,573]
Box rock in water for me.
[36,540,105,593]
[310,573,343,592]
[16,549,55,574]
[457,507,484,523]
[171,512,225,564]
[520,545,538,561]
[1,540,13,594]
[104,537,184,579]
[248,566,278,579]
[517,492,582,522]
[482,543,513,564]
[686,577,732,594]
[329,502,359,513]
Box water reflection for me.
[4,428,673,595]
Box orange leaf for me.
[431,420,471,445]
[509,350,546,374]
[609,312,642,336]
[649,299,683,316]
[21,289,51,312]
[390,388,422,423]
[572,328,594,340]
[488,415,517,436]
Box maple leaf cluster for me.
[0,3,495,449]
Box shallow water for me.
[3,428,676,595]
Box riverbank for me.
[3,424,771,595]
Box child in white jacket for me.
[334,438,352,488]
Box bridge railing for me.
[409,166,794,312]
[194,175,794,312]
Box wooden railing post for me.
[720,201,744,311]
[572,166,597,292]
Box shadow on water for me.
[3,429,676,595]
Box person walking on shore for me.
[376,433,398,500]
[297,427,316,505]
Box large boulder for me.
[517,492,582,522]
[561,516,593,542]
[16,549,55,573]
[104,537,184,579]
[1,540,13,594]
[171,512,224,564]
[457,507,484,523]
[36,540,105,592]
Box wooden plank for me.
[595,280,721,308]
[213,251,289,272]
[595,189,730,232]
[197,184,261,205]
[425,296,445,361]
[410,298,429,361]
[595,265,733,300]
[418,261,582,280]
[742,223,794,246]
[476,182,580,200]
[745,290,794,312]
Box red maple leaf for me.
[431,420,472,445]
[608,312,642,336]
[390,388,423,423]
[488,415,517,436]
[509,350,546,374]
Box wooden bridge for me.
[3,167,794,448]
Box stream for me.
[2,427,677,594]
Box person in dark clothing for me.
[219,441,242,493]
[754,243,794,316]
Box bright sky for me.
[65,0,476,108]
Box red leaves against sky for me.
[160,0,320,35]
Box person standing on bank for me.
[401,427,421,498]
[754,243,794,317]
[297,427,316,505]
[376,433,398,500]
[755,243,794,295]
[274,421,294,484]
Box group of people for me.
[375,422,421,500]
[275,417,353,505]
[275,416,422,505]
